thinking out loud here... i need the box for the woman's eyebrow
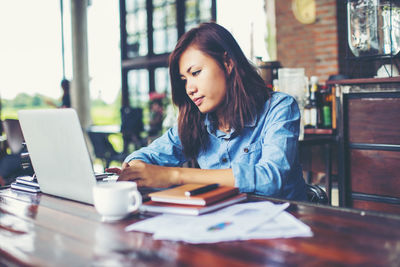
[185,65,195,73]
[180,65,195,76]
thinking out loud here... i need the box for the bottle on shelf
[320,85,332,129]
[331,85,337,130]
[309,76,319,128]
[272,79,279,92]
[303,77,312,129]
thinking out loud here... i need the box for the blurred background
[2,1,400,212]
[0,0,273,152]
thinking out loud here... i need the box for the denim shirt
[125,92,307,201]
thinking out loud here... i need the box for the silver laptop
[18,108,113,204]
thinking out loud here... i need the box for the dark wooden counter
[1,188,399,266]
[327,78,400,213]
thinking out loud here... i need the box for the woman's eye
[192,70,201,76]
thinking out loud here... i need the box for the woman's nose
[185,80,197,95]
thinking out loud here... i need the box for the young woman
[112,22,307,200]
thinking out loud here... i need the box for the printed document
[126,201,312,243]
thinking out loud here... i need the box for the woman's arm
[124,127,186,166]
[118,160,235,188]
[118,126,235,187]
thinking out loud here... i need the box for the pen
[185,183,219,196]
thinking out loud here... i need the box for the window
[119,0,216,109]
[153,0,177,54]
[128,69,149,106]
[125,0,147,57]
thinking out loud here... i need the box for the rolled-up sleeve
[124,126,187,167]
[232,95,300,196]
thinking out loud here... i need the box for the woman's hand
[116,160,177,188]
[105,162,130,175]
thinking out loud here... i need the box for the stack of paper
[126,201,313,244]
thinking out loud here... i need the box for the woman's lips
[193,97,204,106]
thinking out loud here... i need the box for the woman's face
[178,46,228,114]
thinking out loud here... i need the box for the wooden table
[0,188,399,266]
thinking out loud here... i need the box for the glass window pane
[128,69,149,106]
[153,30,165,54]
[153,0,166,6]
[185,0,212,31]
[153,7,165,29]
[185,0,197,23]
[138,32,148,55]
[126,0,146,12]
[125,0,135,13]
[199,0,212,21]
[125,0,147,58]
[155,67,176,130]
[126,14,136,35]
[155,67,171,95]
[166,3,177,26]
[137,9,147,32]
[152,1,177,54]
[167,28,178,51]
[154,28,177,54]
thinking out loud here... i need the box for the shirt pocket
[239,139,263,163]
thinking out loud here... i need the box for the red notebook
[140,193,247,216]
[148,184,239,206]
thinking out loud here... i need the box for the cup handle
[129,190,142,213]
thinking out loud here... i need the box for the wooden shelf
[326,76,400,85]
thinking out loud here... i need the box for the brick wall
[275,0,339,83]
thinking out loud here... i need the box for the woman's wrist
[168,166,184,185]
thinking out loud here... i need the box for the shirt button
[222,158,227,163]
[243,148,249,153]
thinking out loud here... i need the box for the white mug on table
[93,181,142,222]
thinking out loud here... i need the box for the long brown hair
[169,22,270,159]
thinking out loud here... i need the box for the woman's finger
[105,167,122,175]
[122,162,130,169]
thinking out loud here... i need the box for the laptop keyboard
[95,172,117,181]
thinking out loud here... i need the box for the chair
[120,107,145,153]
[2,119,25,154]
[87,131,127,169]
[0,119,34,182]
[306,183,329,204]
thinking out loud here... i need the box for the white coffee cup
[93,181,142,222]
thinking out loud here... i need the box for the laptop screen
[18,109,97,204]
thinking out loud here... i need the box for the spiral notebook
[148,184,240,206]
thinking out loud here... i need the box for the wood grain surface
[0,189,399,267]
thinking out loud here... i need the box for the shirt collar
[204,112,258,138]
[245,113,258,128]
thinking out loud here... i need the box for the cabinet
[330,77,400,214]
